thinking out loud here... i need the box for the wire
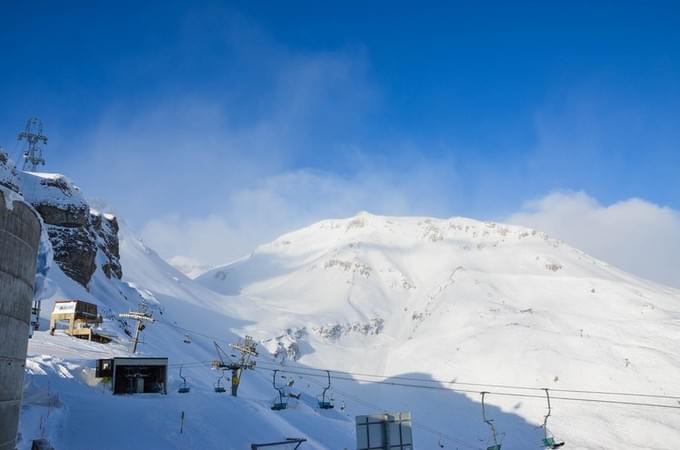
[151,317,680,406]
[275,365,479,450]
[255,364,680,411]
[256,360,680,401]
[154,318,235,345]
[167,360,213,368]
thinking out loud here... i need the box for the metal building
[0,189,41,450]
[96,357,168,395]
[356,412,414,450]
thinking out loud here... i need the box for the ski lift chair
[543,437,565,449]
[481,392,502,450]
[317,370,334,409]
[177,366,190,394]
[271,369,288,410]
[214,371,227,393]
[542,389,565,448]
[183,334,191,344]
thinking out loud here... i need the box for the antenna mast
[17,117,48,171]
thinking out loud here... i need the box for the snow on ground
[19,212,680,449]
[19,172,88,210]
[168,255,213,279]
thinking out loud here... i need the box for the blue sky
[1,1,679,282]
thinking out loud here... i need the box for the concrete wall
[0,190,41,450]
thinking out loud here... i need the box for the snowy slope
[197,212,680,449]
[20,210,680,450]
[21,222,357,450]
[168,255,213,279]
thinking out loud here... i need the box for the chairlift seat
[318,400,334,409]
[178,386,190,393]
[271,402,287,411]
[214,386,226,393]
[543,437,565,448]
[486,445,501,450]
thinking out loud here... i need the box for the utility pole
[119,306,154,354]
[212,335,258,397]
[17,117,48,171]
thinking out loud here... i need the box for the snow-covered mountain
[15,161,680,450]
[168,255,213,279]
[197,212,680,449]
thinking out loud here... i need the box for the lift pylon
[211,337,257,397]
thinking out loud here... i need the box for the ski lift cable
[167,360,213,368]
[163,360,680,411]
[254,365,680,411]
[255,360,680,401]
[270,366,680,410]
[153,319,236,346]
[302,371,480,450]
[144,318,680,402]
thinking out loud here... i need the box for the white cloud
[59,20,378,226]
[506,191,680,288]
[142,185,680,289]
[140,162,458,267]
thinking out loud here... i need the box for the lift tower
[212,336,258,397]
[119,306,154,354]
[17,117,48,171]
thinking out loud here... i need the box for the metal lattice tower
[17,117,48,171]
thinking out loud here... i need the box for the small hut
[96,357,168,395]
[49,300,110,343]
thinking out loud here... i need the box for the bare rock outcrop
[0,150,21,193]
[18,171,122,288]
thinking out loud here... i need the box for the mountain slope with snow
[19,201,680,450]
[21,221,358,450]
[198,212,680,449]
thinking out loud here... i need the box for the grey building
[0,189,42,450]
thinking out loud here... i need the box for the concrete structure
[0,189,41,450]
[49,300,109,343]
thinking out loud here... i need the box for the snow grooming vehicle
[542,389,565,448]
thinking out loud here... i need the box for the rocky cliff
[0,151,20,193]
[0,150,121,288]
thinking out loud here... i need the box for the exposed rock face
[33,203,89,227]
[91,211,122,280]
[19,172,122,288]
[46,224,97,286]
[0,150,21,193]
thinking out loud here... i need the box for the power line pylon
[119,306,154,354]
[212,335,258,397]
[17,117,48,171]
